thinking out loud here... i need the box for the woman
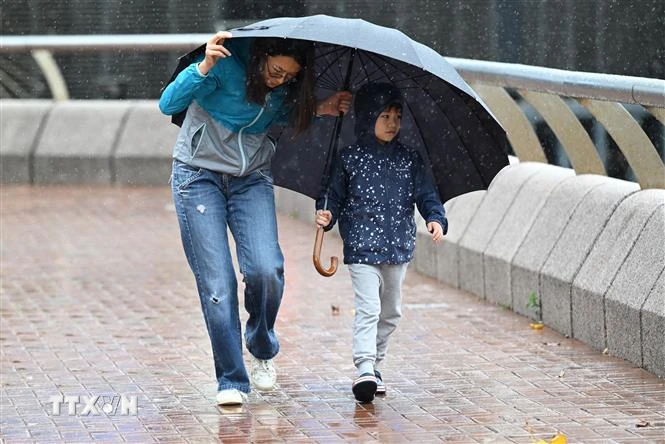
[159,31,351,406]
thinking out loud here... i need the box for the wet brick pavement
[1,186,664,443]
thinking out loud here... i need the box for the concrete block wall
[571,190,664,351]
[642,272,665,376]
[603,206,665,369]
[483,164,575,310]
[412,162,665,377]
[1,101,52,184]
[539,179,640,336]
[1,100,177,186]
[510,174,612,319]
[114,101,180,186]
[2,100,663,377]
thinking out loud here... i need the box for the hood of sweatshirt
[353,82,403,144]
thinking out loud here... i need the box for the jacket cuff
[194,62,208,77]
[315,202,336,232]
[426,217,448,236]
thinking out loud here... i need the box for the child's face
[374,105,401,144]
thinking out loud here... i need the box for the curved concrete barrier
[0,100,52,183]
[114,101,179,186]
[34,101,131,185]
[571,190,664,351]
[412,162,664,377]
[458,163,543,299]
[539,179,640,336]
[510,174,611,318]
[604,206,664,371]
[642,272,664,377]
[1,99,663,377]
[0,100,177,186]
[413,190,484,287]
[483,163,574,309]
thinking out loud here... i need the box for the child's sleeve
[413,152,448,235]
[315,152,347,231]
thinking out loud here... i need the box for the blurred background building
[1,0,662,182]
[2,0,663,100]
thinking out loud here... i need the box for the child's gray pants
[348,263,409,375]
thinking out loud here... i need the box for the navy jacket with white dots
[316,83,448,265]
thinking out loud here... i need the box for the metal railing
[1,34,664,189]
[450,57,665,189]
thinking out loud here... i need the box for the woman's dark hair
[246,38,316,134]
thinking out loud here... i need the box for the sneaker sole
[217,398,243,406]
[374,371,385,395]
[251,374,277,391]
[352,376,377,403]
[216,393,245,406]
[252,382,276,391]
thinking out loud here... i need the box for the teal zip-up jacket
[159,38,292,176]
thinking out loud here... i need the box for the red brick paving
[1,186,664,443]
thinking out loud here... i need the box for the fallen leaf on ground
[534,433,568,444]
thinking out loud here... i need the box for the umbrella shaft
[321,49,357,198]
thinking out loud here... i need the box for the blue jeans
[171,160,284,393]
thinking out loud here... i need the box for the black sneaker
[352,373,377,403]
[374,370,386,395]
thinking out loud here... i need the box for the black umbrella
[163,15,511,275]
[162,43,206,128]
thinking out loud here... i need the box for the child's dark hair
[383,103,402,113]
[353,82,403,138]
[246,38,316,134]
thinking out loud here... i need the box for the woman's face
[262,55,301,89]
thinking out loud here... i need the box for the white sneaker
[216,389,247,406]
[250,356,277,391]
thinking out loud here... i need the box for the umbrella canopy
[164,15,511,203]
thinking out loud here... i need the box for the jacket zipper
[237,93,269,176]
[382,150,394,256]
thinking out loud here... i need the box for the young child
[315,82,447,403]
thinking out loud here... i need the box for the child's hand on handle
[316,210,333,228]
[427,221,444,243]
[316,91,353,116]
[198,31,233,75]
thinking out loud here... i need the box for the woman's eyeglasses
[265,58,298,84]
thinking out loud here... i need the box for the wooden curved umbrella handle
[313,227,338,277]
